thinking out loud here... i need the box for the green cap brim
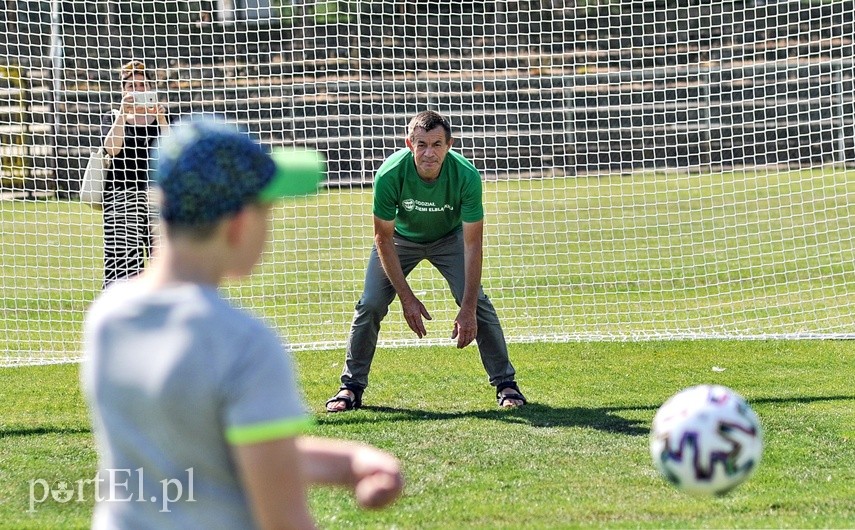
[259,147,325,201]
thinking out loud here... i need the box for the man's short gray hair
[407,111,452,142]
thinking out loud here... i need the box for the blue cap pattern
[153,119,277,225]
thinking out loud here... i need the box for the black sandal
[325,386,364,412]
[496,381,527,408]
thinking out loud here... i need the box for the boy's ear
[224,208,248,247]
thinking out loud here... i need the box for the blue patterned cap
[153,118,324,225]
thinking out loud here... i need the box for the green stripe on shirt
[225,416,315,445]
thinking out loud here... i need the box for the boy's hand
[352,447,404,509]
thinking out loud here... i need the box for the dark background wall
[1,1,853,195]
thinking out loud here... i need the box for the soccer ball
[650,384,763,495]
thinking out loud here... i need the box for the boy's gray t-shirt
[82,282,313,529]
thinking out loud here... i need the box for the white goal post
[2,1,855,365]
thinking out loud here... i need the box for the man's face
[406,126,453,181]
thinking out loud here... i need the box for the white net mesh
[2,1,855,365]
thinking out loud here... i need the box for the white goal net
[2,1,855,365]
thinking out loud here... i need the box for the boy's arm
[295,436,404,509]
[231,435,403,529]
[231,437,318,530]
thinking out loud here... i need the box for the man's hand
[451,308,477,348]
[400,295,432,338]
[374,216,432,338]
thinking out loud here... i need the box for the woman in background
[99,60,169,287]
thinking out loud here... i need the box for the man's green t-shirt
[373,148,484,243]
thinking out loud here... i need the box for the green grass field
[1,169,854,527]
[1,340,853,528]
[4,168,855,365]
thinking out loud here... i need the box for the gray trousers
[341,230,516,390]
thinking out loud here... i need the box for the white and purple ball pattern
[650,384,763,495]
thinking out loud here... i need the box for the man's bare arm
[373,216,432,337]
[452,220,484,348]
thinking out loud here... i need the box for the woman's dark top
[100,112,162,193]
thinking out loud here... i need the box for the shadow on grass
[751,394,855,406]
[0,426,91,438]
[324,403,652,436]
[3,396,851,439]
[320,394,855,437]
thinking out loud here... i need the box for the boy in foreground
[81,119,404,529]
